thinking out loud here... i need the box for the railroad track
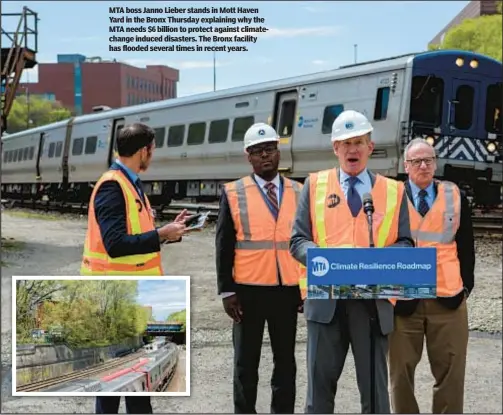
[3,198,501,235]
[16,350,146,392]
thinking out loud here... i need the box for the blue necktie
[135,178,145,203]
[418,189,429,216]
[347,176,362,217]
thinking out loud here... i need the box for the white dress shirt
[221,173,281,299]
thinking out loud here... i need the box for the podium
[307,247,437,300]
[306,246,437,413]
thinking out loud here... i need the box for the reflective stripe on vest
[299,169,402,300]
[409,180,462,297]
[81,169,163,276]
[224,175,302,286]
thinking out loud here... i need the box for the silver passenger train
[44,342,179,393]
[2,49,501,208]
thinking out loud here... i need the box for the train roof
[2,49,498,141]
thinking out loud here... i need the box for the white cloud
[311,59,329,66]
[137,281,186,320]
[20,67,38,83]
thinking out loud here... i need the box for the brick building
[18,54,179,115]
[429,0,500,47]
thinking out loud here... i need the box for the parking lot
[1,210,502,413]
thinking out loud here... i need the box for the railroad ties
[17,342,179,393]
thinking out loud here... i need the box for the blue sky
[2,0,469,97]
[136,279,187,321]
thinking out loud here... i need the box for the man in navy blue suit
[92,123,187,414]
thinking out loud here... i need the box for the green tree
[429,7,502,61]
[6,95,72,134]
[166,309,186,331]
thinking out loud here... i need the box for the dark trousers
[232,285,300,414]
[95,397,152,414]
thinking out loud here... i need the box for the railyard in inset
[1,210,501,413]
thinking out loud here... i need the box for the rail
[16,350,146,392]
[2,198,500,237]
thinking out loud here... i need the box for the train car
[2,49,501,208]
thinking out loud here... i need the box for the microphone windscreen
[362,193,373,204]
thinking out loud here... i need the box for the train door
[272,91,297,174]
[447,79,480,139]
[108,118,125,166]
[35,132,45,181]
[61,118,74,199]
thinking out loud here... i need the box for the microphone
[362,193,375,248]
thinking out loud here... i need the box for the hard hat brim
[331,127,373,142]
[244,137,280,151]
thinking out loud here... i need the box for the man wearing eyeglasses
[215,123,304,414]
[389,137,475,414]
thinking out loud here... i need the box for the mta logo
[345,121,354,130]
[311,256,330,277]
[258,129,265,136]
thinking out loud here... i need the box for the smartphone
[185,211,210,231]
[184,213,202,227]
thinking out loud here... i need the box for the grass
[4,210,62,221]
[1,237,25,268]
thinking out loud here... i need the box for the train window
[72,138,84,156]
[154,128,166,147]
[85,136,98,154]
[187,122,206,145]
[7,151,13,163]
[167,125,185,147]
[23,147,29,160]
[208,119,229,144]
[321,104,345,134]
[13,149,18,162]
[374,87,390,120]
[409,76,444,127]
[453,84,474,130]
[485,83,502,134]
[55,142,62,158]
[48,143,56,158]
[232,116,255,141]
[278,100,296,137]
[3,151,7,163]
[29,146,35,160]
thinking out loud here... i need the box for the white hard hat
[243,123,280,152]
[331,110,373,142]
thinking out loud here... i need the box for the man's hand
[223,294,243,323]
[297,299,304,313]
[174,209,189,224]
[157,222,187,241]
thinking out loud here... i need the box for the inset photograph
[13,276,190,396]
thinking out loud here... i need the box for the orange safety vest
[224,175,303,287]
[391,180,462,304]
[80,169,164,276]
[298,168,403,300]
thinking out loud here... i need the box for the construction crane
[1,6,39,134]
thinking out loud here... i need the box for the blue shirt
[339,168,372,200]
[115,158,143,198]
[409,180,435,210]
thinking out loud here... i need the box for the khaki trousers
[388,298,469,413]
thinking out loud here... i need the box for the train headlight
[455,58,464,67]
[426,136,435,146]
[487,142,496,153]
[470,59,479,69]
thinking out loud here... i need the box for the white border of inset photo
[12,275,190,397]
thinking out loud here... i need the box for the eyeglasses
[248,145,277,156]
[407,157,435,167]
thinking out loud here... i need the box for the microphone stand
[364,205,377,414]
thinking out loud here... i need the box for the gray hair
[403,137,436,160]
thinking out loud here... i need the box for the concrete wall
[16,336,142,386]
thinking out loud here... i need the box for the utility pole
[354,44,358,64]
